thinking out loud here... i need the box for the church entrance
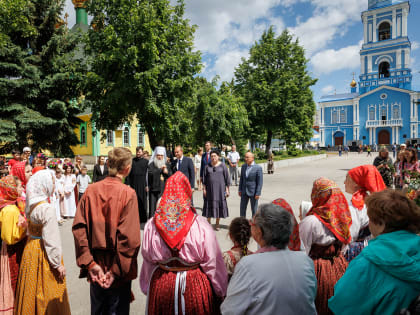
[378,130,390,145]
[334,131,344,146]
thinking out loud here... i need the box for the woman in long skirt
[14,170,70,315]
[202,150,230,230]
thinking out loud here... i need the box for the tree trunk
[265,129,273,155]
[145,124,159,149]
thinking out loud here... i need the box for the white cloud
[311,40,363,75]
[321,85,335,94]
[213,50,249,82]
[412,41,420,51]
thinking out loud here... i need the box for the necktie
[178,159,181,170]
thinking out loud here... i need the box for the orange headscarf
[348,165,386,210]
[154,171,197,250]
[0,175,25,212]
[272,198,301,251]
[32,166,45,175]
[308,177,352,244]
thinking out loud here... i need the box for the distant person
[200,141,213,184]
[194,148,203,190]
[400,148,420,188]
[338,145,342,157]
[367,145,372,156]
[73,148,140,315]
[92,156,108,182]
[373,148,393,188]
[171,145,195,190]
[7,150,20,173]
[227,145,240,185]
[147,146,172,218]
[202,150,230,230]
[22,147,32,165]
[221,204,317,315]
[77,166,91,200]
[267,151,274,174]
[329,190,420,315]
[392,143,397,158]
[126,146,149,223]
[239,152,263,217]
[344,145,349,155]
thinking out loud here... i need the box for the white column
[397,16,401,37]
[368,55,372,73]
[402,8,408,37]
[396,50,401,69]
[364,16,368,43]
[360,56,365,75]
[405,50,410,68]
[369,23,373,42]
[392,127,395,144]
[392,9,397,39]
[373,16,377,42]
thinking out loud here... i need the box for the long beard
[154,158,165,169]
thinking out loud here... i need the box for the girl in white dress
[194,148,203,190]
[63,163,76,218]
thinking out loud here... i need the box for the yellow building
[70,112,151,157]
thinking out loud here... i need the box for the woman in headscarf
[344,165,386,262]
[140,171,228,314]
[373,147,394,188]
[299,177,352,315]
[0,176,26,314]
[272,198,301,251]
[10,161,32,190]
[14,170,71,315]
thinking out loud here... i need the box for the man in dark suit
[200,141,212,184]
[239,151,263,217]
[172,145,195,189]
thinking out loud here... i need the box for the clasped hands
[89,263,115,289]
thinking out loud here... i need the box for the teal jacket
[329,230,420,315]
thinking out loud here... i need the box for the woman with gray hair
[221,203,317,315]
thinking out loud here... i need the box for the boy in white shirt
[77,166,91,200]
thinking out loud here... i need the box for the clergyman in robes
[126,146,148,222]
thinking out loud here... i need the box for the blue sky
[64,0,420,103]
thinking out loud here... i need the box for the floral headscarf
[272,198,301,251]
[154,171,196,250]
[0,175,25,212]
[308,177,352,244]
[25,170,54,211]
[10,161,28,187]
[348,165,386,210]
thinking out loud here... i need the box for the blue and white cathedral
[319,0,420,147]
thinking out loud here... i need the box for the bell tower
[359,0,412,94]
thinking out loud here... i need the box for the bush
[287,147,301,156]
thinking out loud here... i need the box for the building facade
[319,0,420,147]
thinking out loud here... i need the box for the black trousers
[90,281,131,315]
[148,190,161,218]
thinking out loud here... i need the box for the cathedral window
[379,61,390,78]
[369,108,375,120]
[332,111,338,124]
[380,107,387,121]
[378,22,391,41]
[340,110,346,123]
[393,106,400,119]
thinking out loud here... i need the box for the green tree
[84,0,202,148]
[192,77,248,148]
[234,27,317,154]
[0,0,85,156]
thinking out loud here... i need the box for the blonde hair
[108,148,132,176]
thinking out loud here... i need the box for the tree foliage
[0,0,85,156]
[234,27,317,153]
[84,0,202,148]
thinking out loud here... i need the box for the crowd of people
[0,145,419,315]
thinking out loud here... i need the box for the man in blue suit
[239,152,263,217]
[200,141,212,183]
[172,145,195,189]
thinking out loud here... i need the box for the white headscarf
[26,170,55,212]
[300,201,312,218]
[149,146,167,165]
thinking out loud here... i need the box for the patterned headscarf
[0,175,25,212]
[154,171,197,250]
[272,198,301,251]
[10,161,28,187]
[25,170,54,211]
[308,177,352,244]
[348,165,386,210]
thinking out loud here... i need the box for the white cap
[23,147,31,152]
[400,143,407,147]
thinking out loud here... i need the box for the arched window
[80,125,86,145]
[107,130,114,146]
[380,107,387,123]
[393,106,400,119]
[123,127,130,146]
[340,110,346,123]
[378,22,391,41]
[369,108,375,120]
[379,61,390,78]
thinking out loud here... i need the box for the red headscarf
[308,177,352,244]
[32,166,45,175]
[10,161,28,187]
[0,175,25,212]
[348,165,386,210]
[154,171,197,250]
[272,198,301,251]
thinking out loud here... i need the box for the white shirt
[245,161,255,178]
[227,151,240,164]
[221,250,317,315]
[299,215,337,255]
[176,156,184,170]
[100,164,105,174]
[76,174,91,193]
[349,203,369,241]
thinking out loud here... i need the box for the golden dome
[72,0,87,8]
[350,79,357,88]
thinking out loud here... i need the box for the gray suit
[239,163,263,217]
